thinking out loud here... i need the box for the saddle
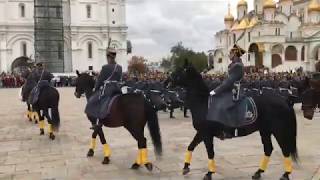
[85,82,121,119]
[147,90,167,111]
[208,91,258,127]
[164,90,183,109]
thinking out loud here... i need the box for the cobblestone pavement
[0,88,319,180]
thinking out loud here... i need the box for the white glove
[210,90,216,96]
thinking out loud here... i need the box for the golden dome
[234,18,249,30]
[308,0,320,12]
[237,0,248,7]
[224,3,234,22]
[224,14,235,22]
[263,0,276,9]
[247,18,258,28]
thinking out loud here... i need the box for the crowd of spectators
[0,72,25,88]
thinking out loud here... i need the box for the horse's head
[301,89,318,120]
[74,70,95,98]
[171,59,201,88]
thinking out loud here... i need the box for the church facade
[211,0,320,72]
[0,0,128,73]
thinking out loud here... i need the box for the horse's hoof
[102,157,110,164]
[203,172,212,180]
[279,172,290,180]
[87,149,94,157]
[182,167,190,175]
[252,169,264,180]
[40,129,45,135]
[131,163,140,170]
[145,163,153,171]
[252,172,261,179]
[49,133,55,140]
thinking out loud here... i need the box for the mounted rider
[207,44,257,139]
[85,47,122,120]
[28,62,54,105]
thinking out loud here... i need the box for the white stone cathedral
[0,0,128,73]
[211,0,320,72]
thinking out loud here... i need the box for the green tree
[160,56,172,72]
[169,42,208,72]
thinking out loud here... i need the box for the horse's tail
[50,106,60,132]
[145,101,162,156]
[50,89,60,132]
[287,106,298,162]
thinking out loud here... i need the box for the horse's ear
[76,70,80,77]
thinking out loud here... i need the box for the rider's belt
[150,90,161,93]
[103,80,118,84]
[262,87,273,90]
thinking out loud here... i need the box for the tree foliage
[169,42,208,72]
[160,56,172,72]
[128,56,148,74]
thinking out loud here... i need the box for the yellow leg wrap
[26,111,30,118]
[135,149,142,165]
[103,144,111,157]
[48,124,53,134]
[208,159,216,173]
[259,156,270,171]
[39,121,45,130]
[184,150,192,164]
[33,112,39,121]
[141,148,149,164]
[284,157,292,173]
[90,138,96,150]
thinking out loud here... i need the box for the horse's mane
[78,72,95,88]
[186,65,209,95]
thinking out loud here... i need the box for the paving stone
[0,88,320,179]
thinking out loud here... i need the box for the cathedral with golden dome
[210,0,320,72]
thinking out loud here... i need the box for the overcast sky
[126,0,254,61]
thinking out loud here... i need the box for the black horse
[32,85,60,140]
[22,72,60,140]
[74,72,162,170]
[170,62,298,180]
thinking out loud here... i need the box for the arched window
[86,5,92,18]
[21,42,27,56]
[272,54,282,68]
[88,42,93,59]
[19,3,25,18]
[301,46,305,61]
[285,46,297,61]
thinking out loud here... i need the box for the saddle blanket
[207,94,258,128]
